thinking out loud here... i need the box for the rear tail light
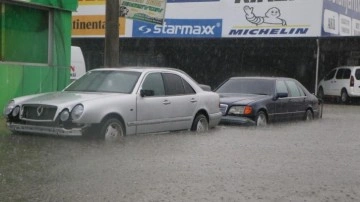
[350,75,354,87]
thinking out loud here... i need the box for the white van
[318,66,360,103]
[70,46,86,81]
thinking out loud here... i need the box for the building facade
[0,0,77,109]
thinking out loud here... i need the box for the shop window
[0,3,49,64]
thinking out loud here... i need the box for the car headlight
[228,106,245,115]
[60,109,70,122]
[12,106,20,117]
[228,106,253,115]
[71,104,84,120]
[4,100,15,116]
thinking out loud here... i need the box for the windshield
[64,70,141,93]
[216,78,275,96]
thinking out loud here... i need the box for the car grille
[21,104,57,121]
[220,104,228,115]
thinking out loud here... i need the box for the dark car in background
[215,77,322,126]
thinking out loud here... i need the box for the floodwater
[0,104,360,201]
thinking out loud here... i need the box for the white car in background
[70,46,86,81]
[4,67,222,141]
[318,66,360,103]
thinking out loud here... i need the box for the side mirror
[199,84,212,91]
[140,89,154,97]
[274,92,288,100]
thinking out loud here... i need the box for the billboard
[322,0,360,36]
[72,3,130,37]
[119,0,167,25]
[222,0,323,38]
[73,0,326,38]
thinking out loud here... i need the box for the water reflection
[1,104,360,201]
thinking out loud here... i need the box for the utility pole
[104,0,119,67]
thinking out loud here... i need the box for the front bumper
[7,123,85,136]
[220,116,256,126]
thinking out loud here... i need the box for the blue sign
[322,0,360,36]
[167,0,219,2]
[132,19,222,38]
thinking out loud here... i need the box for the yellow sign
[72,15,126,36]
[78,0,105,5]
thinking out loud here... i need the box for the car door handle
[190,98,197,103]
[163,100,171,105]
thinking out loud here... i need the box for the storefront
[72,0,360,92]
[0,0,78,109]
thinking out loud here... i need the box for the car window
[276,80,288,94]
[163,73,185,95]
[285,80,301,97]
[343,69,351,79]
[335,69,344,79]
[142,73,165,96]
[183,79,196,94]
[65,71,141,93]
[297,84,306,96]
[324,69,336,81]
[216,78,275,95]
[355,69,360,80]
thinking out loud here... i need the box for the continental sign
[72,15,126,37]
[78,0,105,5]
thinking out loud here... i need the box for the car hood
[219,93,270,105]
[15,91,128,107]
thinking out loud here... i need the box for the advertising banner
[73,0,326,38]
[322,0,360,36]
[167,0,219,2]
[78,0,105,5]
[72,4,130,37]
[72,15,126,37]
[132,19,222,37]
[119,0,167,25]
[222,0,323,38]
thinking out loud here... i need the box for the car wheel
[191,114,209,132]
[318,87,324,100]
[255,111,267,127]
[100,118,125,141]
[304,109,313,121]
[340,90,349,104]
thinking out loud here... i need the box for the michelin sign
[223,0,323,37]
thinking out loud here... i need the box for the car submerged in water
[3,67,222,141]
[215,77,323,126]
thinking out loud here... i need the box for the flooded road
[1,104,360,201]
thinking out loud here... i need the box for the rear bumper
[7,123,85,136]
[209,112,222,127]
[348,89,360,97]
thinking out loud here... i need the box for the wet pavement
[0,104,360,201]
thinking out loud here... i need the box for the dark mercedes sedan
[215,77,323,126]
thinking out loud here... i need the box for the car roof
[89,66,183,73]
[229,76,294,81]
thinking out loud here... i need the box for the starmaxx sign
[132,19,222,37]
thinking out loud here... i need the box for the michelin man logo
[119,6,129,17]
[244,6,287,26]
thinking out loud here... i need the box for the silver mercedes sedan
[3,67,222,141]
